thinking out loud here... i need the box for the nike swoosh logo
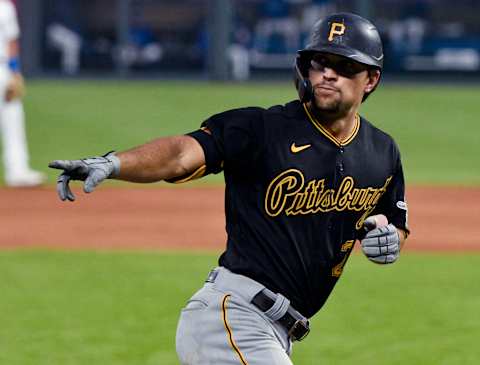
[291,143,312,153]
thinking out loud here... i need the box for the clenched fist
[361,215,400,264]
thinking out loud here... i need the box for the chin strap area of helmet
[293,60,313,103]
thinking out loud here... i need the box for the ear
[364,69,381,93]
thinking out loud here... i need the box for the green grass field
[2,81,480,364]
[15,80,480,185]
[1,251,479,365]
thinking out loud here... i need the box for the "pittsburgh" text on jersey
[265,169,392,229]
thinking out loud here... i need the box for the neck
[307,102,359,142]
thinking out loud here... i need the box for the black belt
[252,291,310,341]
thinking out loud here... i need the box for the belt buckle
[288,318,310,342]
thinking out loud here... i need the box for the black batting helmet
[294,12,384,103]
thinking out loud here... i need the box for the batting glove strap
[100,151,121,177]
[361,224,400,264]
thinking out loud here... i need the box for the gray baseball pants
[176,267,297,365]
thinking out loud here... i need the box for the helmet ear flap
[294,61,313,103]
[297,77,313,103]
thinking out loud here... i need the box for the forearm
[115,135,205,183]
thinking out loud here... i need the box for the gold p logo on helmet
[328,22,346,41]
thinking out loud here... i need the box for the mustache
[313,84,339,92]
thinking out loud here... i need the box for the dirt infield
[1,185,479,251]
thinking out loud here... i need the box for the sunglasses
[310,54,368,77]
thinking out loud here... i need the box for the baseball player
[0,0,46,186]
[49,12,409,365]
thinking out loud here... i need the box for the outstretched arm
[115,135,205,183]
[49,135,206,201]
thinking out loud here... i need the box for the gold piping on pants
[222,294,249,365]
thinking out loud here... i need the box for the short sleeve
[189,107,265,175]
[165,108,264,184]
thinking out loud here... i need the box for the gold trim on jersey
[166,165,207,184]
[302,103,360,147]
[264,169,393,229]
[222,295,249,365]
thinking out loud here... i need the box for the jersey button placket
[337,147,345,175]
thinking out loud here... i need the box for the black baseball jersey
[181,100,409,318]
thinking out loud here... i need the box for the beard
[313,96,340,113]
[311,85,355,117]
[312,89,341,114]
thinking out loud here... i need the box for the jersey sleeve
[166,108,264,183]
[376,147,410,236]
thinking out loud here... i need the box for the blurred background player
[0,0,45,186]
[45,0,83,75]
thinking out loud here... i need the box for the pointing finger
[48,160,81,171]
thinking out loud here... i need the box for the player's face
[308,53,380,115]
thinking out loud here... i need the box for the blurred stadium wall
[17,0,480,81]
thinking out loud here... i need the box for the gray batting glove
[48,151,120,201]
[361,222,400,264]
